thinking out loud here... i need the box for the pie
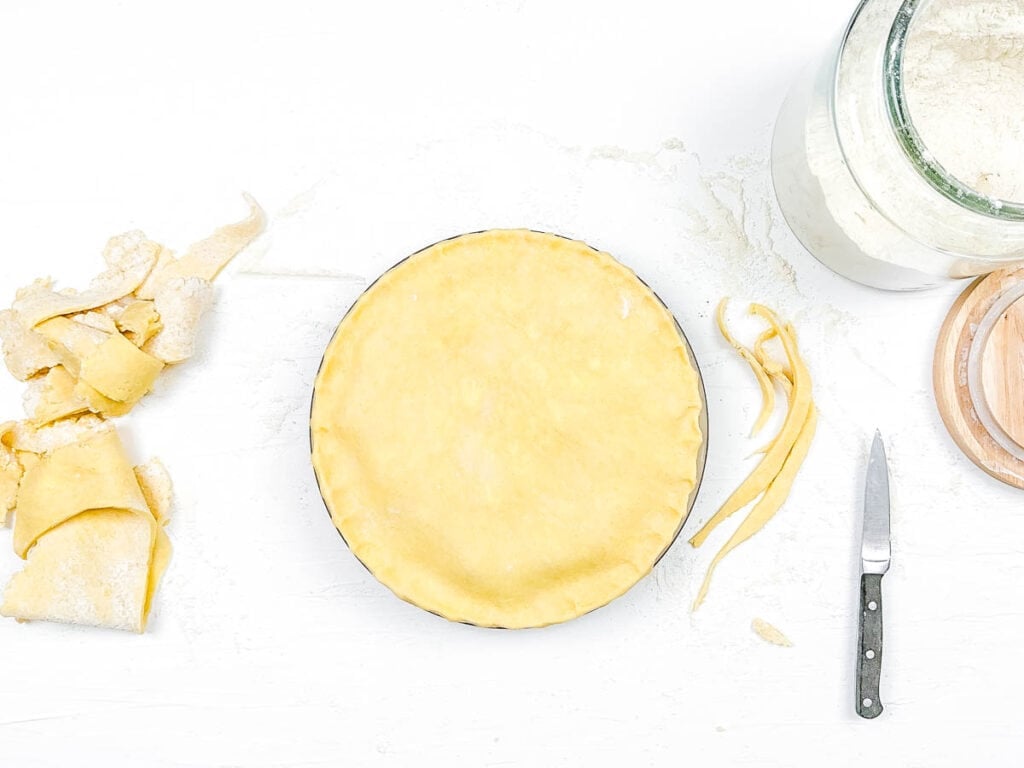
[311,230,703,627]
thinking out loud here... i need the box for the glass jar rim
[882,0,1024,222]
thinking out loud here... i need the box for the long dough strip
[693,407,818,610]
[754,328,792,392]
[689,306,812,548]
[716,299,775,438]
[748,328,793,457]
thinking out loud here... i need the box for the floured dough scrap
[35,317,163,408]
[1,414,109,455]
[12,426,150,557]
[79,332,164,404]
[113,300,162,347]
[146,526,173,619]
[12,232,161,328]
[134,458,173,525]
[752,618,793,647]
[73,379,135,419]
[0,308,62,381]
[35,315,108,376]
[71,311,119,334]
[143,277,214,364]
[133,246,176,301]
[0,509,157,633]
[23,366,89,426]
[135,195,265,299]
[0,433,22,527]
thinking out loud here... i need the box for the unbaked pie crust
[311,230,703,628]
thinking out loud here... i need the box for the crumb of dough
[752,617,793,647]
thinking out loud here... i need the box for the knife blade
[857,430,890,719]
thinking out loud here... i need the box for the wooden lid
[935,267,1024,489]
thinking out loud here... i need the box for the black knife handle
[856,573,884,719]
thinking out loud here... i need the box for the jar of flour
[772,0,1024,290]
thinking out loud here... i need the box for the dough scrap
[133,247,176,301]
[143,277,214,363]
[78,332,164,404]
[35,318,163,407]
[0,436,22,527]
[716,299,775,438]
[1,508,157,633]
[12,427,150,557]
[136,195,265,299]
[0,197,258,632]
[71,311,119,334]
[752,617,793,647]
[2,414,109,455]
[0,309,62,381]
[35,316,108,376]
[146,526,173,619]
[114,300,162,347]
[23,366,89,426]
[311,229,703,628]
[691,305,816,611]
[12,232,160,328]
[134,458,173,525]
[689,306,812,549]
[693,409,816,610]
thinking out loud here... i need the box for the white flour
[772,0,1024,289]
[904,0,1024,203]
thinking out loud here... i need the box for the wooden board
[934,267,1024,489]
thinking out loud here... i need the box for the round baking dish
[310,230,708,627]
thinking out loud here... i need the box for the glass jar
[771,0,1024,291]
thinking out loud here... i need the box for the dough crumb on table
[752,617,793,647]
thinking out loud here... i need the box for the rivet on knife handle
[856,573,884,719]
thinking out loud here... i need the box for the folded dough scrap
[0,197,263,632]
[0,427,172,633]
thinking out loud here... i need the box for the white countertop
[1,1,1022,765]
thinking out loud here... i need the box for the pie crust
[311,230,704,627]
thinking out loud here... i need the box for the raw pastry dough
[0,198,262,633]
[12,234,160,328]
[23,366,89,426]
[752,617,793,647]
[690,303,816,611]
[311,229,703,628]
[13,428,150,557]
[1,509,157,632]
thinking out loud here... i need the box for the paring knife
[857,430,891,719]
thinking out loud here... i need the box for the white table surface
[2,1,1022,766]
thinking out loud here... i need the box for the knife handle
[856,573,884,719]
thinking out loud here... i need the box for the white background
[1,1,1022,766]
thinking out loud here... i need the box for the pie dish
[311,229,706,628]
